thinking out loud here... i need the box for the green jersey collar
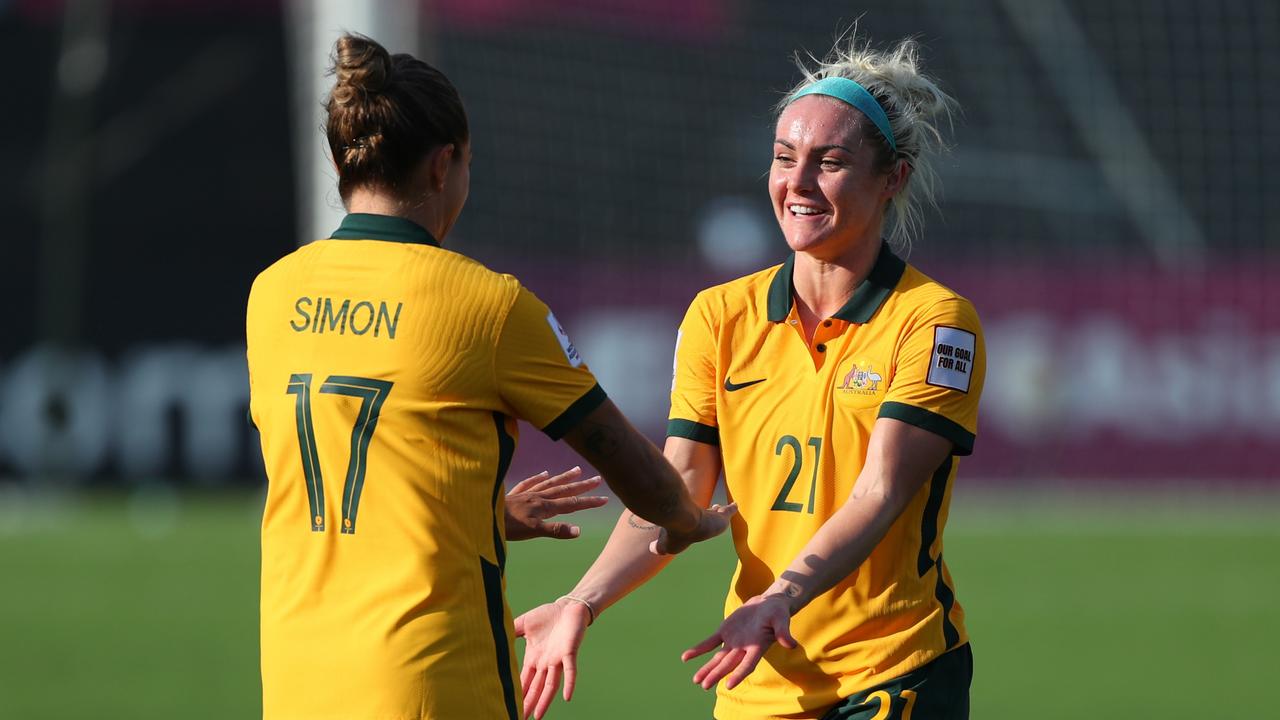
[766,243,907,324]
[329,213,439,247]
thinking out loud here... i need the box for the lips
[787,203,827,217]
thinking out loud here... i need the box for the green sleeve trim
[542,384,608,441]
[666,418,720,446]
[878,401,975,456]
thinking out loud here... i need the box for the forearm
[564,402,701,534]
[564,435,721,616]
[764,489,901,612]
[567,510,675,615]
[605,437,702,534]
[766,418,953,612]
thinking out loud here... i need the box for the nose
[785,158,818,195]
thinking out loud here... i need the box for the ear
[428,143,456,193]
[883,159,911,199]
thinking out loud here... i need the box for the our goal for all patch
[927,326,976,393]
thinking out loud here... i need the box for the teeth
[789,205,821,215]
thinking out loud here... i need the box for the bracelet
[559,594,597,625]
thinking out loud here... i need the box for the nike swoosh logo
[724,376,766,392]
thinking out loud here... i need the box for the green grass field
[1,488,1276,719]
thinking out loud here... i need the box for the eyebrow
[774,139,855,154]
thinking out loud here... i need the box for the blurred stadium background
[1,0,1277,718]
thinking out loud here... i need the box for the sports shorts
[819,643,972,720]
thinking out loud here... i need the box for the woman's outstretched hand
[514,598,593,719]
[505,467,608,541]
[681,593,797,690]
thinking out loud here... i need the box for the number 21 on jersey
[772,434,822,513]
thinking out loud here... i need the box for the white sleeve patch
[671,329,682,392]
[546,310,583,368]
[926,326,976,393]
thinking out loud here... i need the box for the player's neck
[791,237,879,322]
[346,189,446,244]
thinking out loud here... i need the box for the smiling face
[770,95,903,262]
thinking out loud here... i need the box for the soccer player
[246,34,734,720]
[517,35,982,719]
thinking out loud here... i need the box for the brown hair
[325,34,469,201]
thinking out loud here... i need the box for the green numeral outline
[286,374,326,532]
[771,435,804,512]
[319,376,394,534]
[285,373,393,535]
[806,437,822,514]
[770,434,822,514]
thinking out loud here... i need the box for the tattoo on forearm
[627,515,657,531]
[776,571,809,599]
[581,420,621,458]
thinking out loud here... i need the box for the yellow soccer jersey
[668,245,985,720]
[247,214,605,720]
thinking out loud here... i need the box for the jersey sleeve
[666,292,720,445]
[494,286,607,440]
[878,298,985,455]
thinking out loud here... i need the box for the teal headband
[789,77,897,153]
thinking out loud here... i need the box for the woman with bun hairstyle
[247,34,733,720]
[518,34,983,720]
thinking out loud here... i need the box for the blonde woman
[518,35,982,720]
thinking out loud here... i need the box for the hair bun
[324,33,469,203]
[331,34,393,106]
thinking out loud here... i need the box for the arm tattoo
[778,581,803,598]
[627,515,657,531]
[581,420,621,458]
[775,571,809,599]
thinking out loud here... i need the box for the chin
[783,232,833,255]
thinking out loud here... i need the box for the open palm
[514,599,593,719]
